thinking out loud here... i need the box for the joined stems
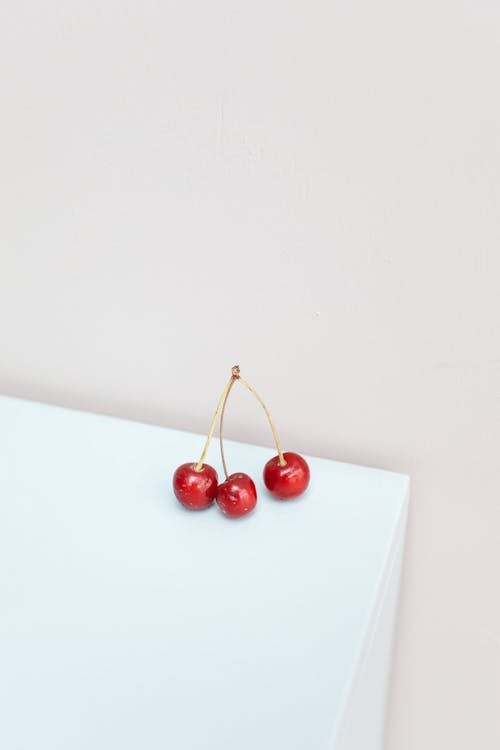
[196,365,286,476]
[195,366,240,472]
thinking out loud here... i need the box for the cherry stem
[219,376,237,481]
[237,376,286,467]
[195,365,240,472]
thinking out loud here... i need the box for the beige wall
[1,2,499,747]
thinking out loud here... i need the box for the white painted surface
[0,397,408,749]
[335,502,406,750]
[1,3,499,748]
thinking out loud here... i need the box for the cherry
[263,451,310,499]
[173,369,239,511]
[173,463,218,510]
[216,472,257,518]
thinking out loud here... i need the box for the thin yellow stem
[219,377,237,480]
[195,366,240,472]
[238,376,286,466]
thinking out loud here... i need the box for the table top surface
[0,395,409,750]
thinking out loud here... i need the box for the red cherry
[173,463,218,510]
[263,452,310,499]
[216,472,257,518]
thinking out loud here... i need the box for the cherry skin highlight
[263,452,310,499]
[216,472,257,518]
[173,463,218,510]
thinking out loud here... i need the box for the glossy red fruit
[173,463,218,510]
[263,452,310,499]
[216,472,257,518]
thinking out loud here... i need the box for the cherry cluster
[172,366,310,518]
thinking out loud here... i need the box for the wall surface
[1,2,499,748]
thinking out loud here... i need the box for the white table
[0,396,409,750]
